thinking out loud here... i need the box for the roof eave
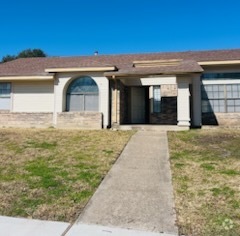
[45,66,117,73]
[104,70,203,77]
[198,60,240,66]
[0,75,54,80]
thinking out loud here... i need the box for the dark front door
[131,87,147,123]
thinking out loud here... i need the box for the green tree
[17,49,46,58]
[1,55,17,63]
[1,48,47,63]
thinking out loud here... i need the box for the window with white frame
[153,85,161,113]
[66,76,99,111]
[201,84,240,113]
[0,82,11,110]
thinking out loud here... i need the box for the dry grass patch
[168,129,240,236]
[0,128,134,222]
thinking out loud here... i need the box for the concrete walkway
[67,131,178,236]
[0,216,70,236]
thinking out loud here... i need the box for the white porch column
[177,78,190,127]
[192,74,202,127]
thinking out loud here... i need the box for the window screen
[201,84,240,113]
[0,83,11,110]
[66,77,99,112]
[153,85,161,113]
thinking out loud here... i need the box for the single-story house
[0,49,240,129]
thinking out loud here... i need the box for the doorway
[130,87,149,123]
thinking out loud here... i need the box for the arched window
[66,76,99,111]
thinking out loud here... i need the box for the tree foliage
[1,48,47,63]
[18,49,46,58]
[1,55,17,63]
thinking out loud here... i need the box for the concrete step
[115,125,189,131]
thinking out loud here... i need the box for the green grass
[25,140,57,149]
[0,128,134,222]
[200,163,215,171]
[220,169,240,176]
[168,129,240,236]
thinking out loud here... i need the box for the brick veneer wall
[0,112,53,128]
[0,111,103,129]
[57,112,102,129]
[161,84,177,97]
[150,97,177,125]
[202,113,240,126]
[119,82,129,124]
[150,85,178,125]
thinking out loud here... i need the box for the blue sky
[0,0,240,58]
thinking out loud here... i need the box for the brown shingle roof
[104,59,203,76]
[0,49,240,76]
[0,57,115,76]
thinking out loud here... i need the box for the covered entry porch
[109,74,202,129]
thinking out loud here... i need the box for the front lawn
[168,129,240,236]
[0,128,133,222]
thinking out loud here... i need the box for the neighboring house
[0,49,240,129]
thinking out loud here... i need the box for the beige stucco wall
[12,81,54,112]
[120,76,176,86]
